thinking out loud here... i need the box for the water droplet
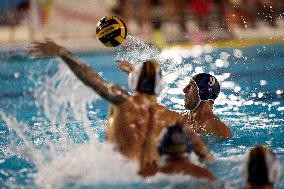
[204,55,213,63]
[194,67,204,73]
[260,80,267,86]
[220,52,230,60]
[276,90,283,95]
[258,92,264,98]
[14,72,20,79]
[234,86,241,93]
[215,59,224,67]
[233,49,243,58]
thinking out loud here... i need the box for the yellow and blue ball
[96,16,127,47]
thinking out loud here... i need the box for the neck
[133,91,157,102]
[189,101,214,122]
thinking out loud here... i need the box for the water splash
[35,141,141,188]
[32,58,100,140]
[115,34,160,65]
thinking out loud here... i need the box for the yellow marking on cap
[145,61,159,79]
[260,146,269,154]
[150,61,159,70]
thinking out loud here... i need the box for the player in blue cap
[183,73,232,138]
[117,61,232,138]
[28,40,214,179]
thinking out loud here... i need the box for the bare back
[28,41,213,175]
[106,92,183,166]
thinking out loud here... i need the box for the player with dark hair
[117,61,232,138]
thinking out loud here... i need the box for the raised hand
[28,39,67,58]
[116,60,134,74]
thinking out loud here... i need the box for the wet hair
[247,146,270,185]
[192,73,220,101]
[128,60,164,95]
[136,61,157,95]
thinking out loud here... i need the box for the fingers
[27,41,51,58]
[115,59,130,65]
[116,61,128,70]
[29,52,44,59]
[27,43,42,58]
[115,59,123,63]
[115,60,134,74]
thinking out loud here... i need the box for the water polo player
[155,124,215,180]
[242,145,281,189]
[183,73,232,138]
[28,40,213,177]
[117,61,232,138]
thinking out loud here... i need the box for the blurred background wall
[0,0,283,44]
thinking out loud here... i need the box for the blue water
[0,43,284,188]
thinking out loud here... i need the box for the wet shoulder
[154,104,185,123]
[205,116,232,138]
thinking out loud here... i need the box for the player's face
[183,80,200,110]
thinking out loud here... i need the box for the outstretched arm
[28,40,129,105]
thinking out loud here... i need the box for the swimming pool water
[0,43,283,188]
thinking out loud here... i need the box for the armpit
[107,84,130,105]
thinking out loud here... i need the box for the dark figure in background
[152,124,215,180]
[117,61,232,138]
[189,0,213,31]
[256,0,278,27]
[243,145,281,189]
[213,0,230,31]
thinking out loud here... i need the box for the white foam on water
[33,59,99,140]
[35,141,142,188]
[0,112,44,165]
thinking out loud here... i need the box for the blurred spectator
[227,0,257,28]
[0,0,29,25]
[189,0,213,31]
[0,0,29,42]
[113,0,151,37]
[114,0,284,42]
[255,0,278,27]
[161,0,187,33]
[114,0,188,39]
[213,0,230,31]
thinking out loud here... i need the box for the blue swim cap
[192,73,220,101]
[158,124,193,157]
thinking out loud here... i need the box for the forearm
[183,124,210,159]
[60,50,129,105]
[190,133,211,159]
